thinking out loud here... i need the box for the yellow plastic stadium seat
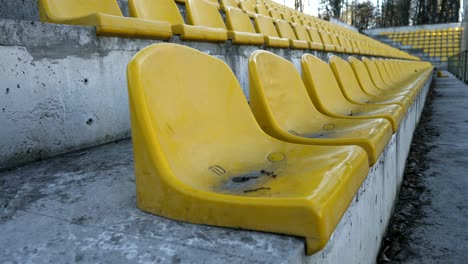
[366,59,429,98]
[275,20,309,49]
[328,33,345,53]
[360,58,418,99]
[225,8,264,45]
[248,50,393,164]
[301,54,404,132]
[239,1,256,17]
[129,0,227,42]
[348,57,415,100]
[329,56,412,111]
[307,27,325,50]
[255,4,270,16]
[318,31,336,51]
[127,43,370,255]
[254,15,289,48]
[291,24,315,49]
[39,0,172,39]
[220,0,239,10]
[269,8,283,20]
[281,10,292,21]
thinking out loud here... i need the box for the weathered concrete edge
[0,19,400,170]
[301,74,432,263]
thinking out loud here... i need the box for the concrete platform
[0,76,432,263]
[396,72,468,263]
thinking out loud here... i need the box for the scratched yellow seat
[249,50,392,165]
[301,54,404,132]
[253,15,289,48]
[329,56,412,111]
[39,0,172,39]
[129,0,227,42]
[128,43,369,255]
[225,7,264,45]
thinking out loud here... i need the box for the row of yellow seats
[38,0,413,59]
[127,43,433,256]
[384,28,463,37]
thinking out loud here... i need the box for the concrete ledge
[0,74,433,263]
[0,18,384,170]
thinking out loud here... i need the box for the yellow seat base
[42,12,172,39]
[173,24,227,42]
[264,36,290,48]
[227,31,264,45]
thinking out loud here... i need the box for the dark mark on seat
[243,187,270,193]
[232,176,259,182]
[260,169,277,178]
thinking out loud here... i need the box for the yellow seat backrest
[293,24,312,42]
[249,50,323,134]
[128,0,184,25]
[254,15,280,38]
[225,7,257,33]
[186,0,227,29]
[275,20,298,40]
[301,54,352,111]
[127,43,264,190]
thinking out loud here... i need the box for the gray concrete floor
[398,72,468,263]
[0,139,307,263]
[1,72,467,263]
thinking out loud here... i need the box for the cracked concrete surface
[0,140,305,264]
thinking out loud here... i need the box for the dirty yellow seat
[275,20,309,49]
[254,15,289,48]
[249,50,393,165]
[128,43,369,255]
[329,56,412,111]
[301,54,404,132]
[225,7,264,45]
[39,0,172,39]
[129,0,227,42]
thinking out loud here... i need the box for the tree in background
[318,0,343,19]
[316,0,461,29]
[354,1,375,29]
